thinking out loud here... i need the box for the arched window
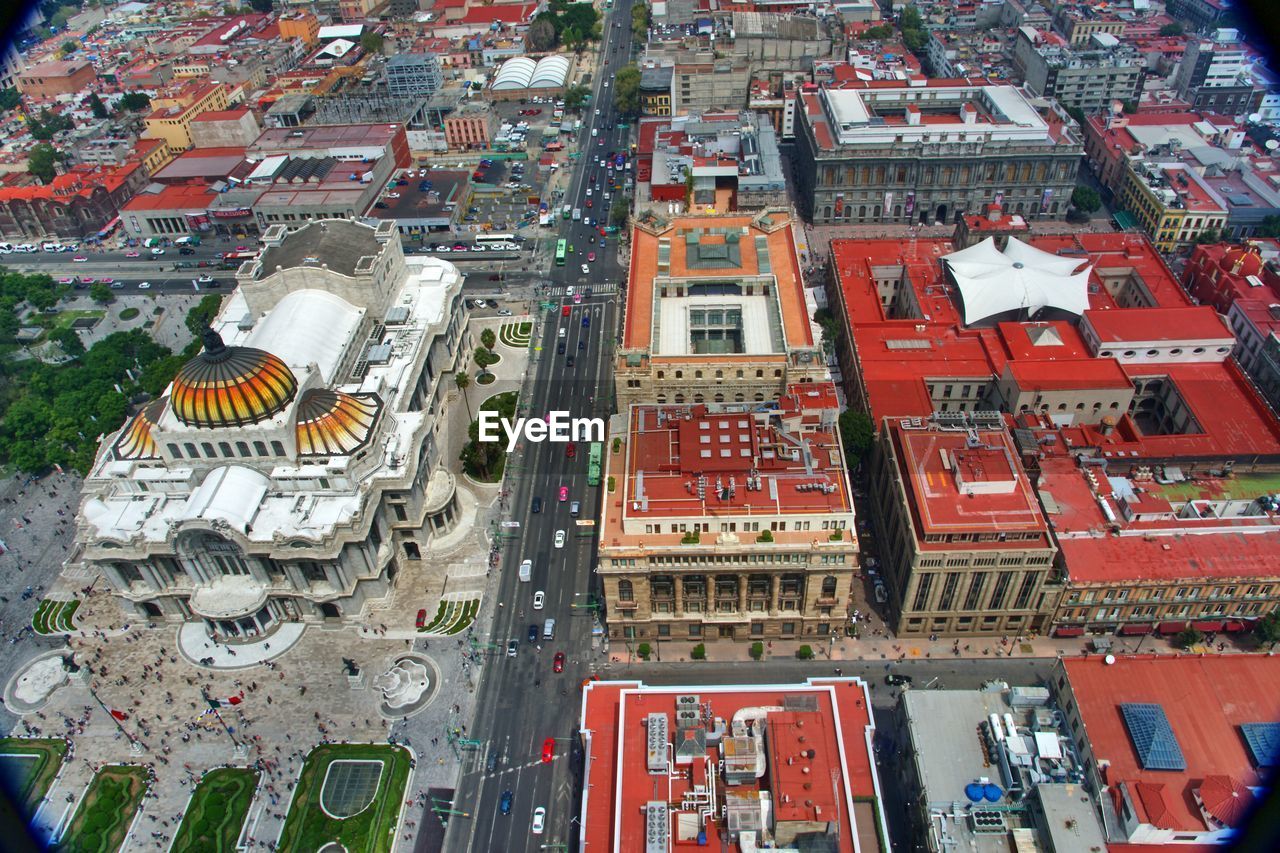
[618,580,634,601]
[822,576,837,597]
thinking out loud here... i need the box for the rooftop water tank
[984,784,1003,802]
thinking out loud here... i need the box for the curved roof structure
[1198,775,1253,827]
[296,390,381,456]
[246,289,362,384]
[943,237,1091,326]
[170,330,298,429]
[114,397,167,460]
[491,55,570,90]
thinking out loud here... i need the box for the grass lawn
[170,767,259,853]
[50,310,105,334]
[276,744,411,853]
[1156,470,1280,503]
[57,764,149,853]
[32,599,80,635]
[0,738,68,820]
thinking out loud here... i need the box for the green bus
[555,239,567,265]
[587,441,603,486]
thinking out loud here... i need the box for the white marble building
[74,218,470,639]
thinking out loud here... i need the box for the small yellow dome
[170,330,298,429]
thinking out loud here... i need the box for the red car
[586,199,593,208]
[558,486,568,502]
[416,609,427,629]
[553,652,565,673]
[541,738,555,763]
[566,442,576,458]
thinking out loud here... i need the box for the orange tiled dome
[295,389,381,456]
[114,397,167,460]
[170,329,298,429]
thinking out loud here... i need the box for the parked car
[553,652,565,673]
[416,609,427,629]
[885,674,913,686]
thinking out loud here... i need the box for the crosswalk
[542,282,619,297]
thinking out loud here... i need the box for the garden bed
[170,767,259,853]
[0,738,67,819]
[276,744,410,853]
[57,764,149,853]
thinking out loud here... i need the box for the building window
[618,580,634,601]
[403,542,420,560]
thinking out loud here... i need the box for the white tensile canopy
[944,237,1092,325]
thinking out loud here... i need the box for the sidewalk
[609,630,1266,665]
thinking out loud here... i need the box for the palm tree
[454,372,472,421]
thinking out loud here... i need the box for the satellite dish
[1104,654,1116,665]
[1249,113,1262,123]
[1266,140,1279,151]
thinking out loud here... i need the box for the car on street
[585,188,592,197]
[532,807,546,834]
[559,486,569,502]
[885,674,913,686]
[125,251,140,258]
[138,281,151,289]
[581,264,589,274]
[553,651,565,673]
[587,252,595,262]
[79,276,96,284]
[500,790,513,813]
[554,530,566,548]
[57,276,75,285]
[566,442,576,458]
[506,640,518,658]
[151,248,164,255]
[197,275,214,284]
[566,355,575,367]
[531,496,542,513]
[72,256,88,262]
[573,292,583,304]
[585,199,593,208]
[557,341,566,354]
[110,281,125,289]
[541,738,555,763]
[561,304,571,317]
[533,590,545,610]
[487,750,500,772]
[528,624,538,643]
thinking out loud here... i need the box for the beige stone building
[615,210,826,411]
[869,415,1061,637]
[598,385,858,646]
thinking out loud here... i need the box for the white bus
[475,233,518,246]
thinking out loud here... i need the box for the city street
[438,3,637,849]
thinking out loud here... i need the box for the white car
[581,264,590,275]
[137,281,151,289]
[554,530,565,549]
[603,81,610,88]
[531,807,546,835]
[566,286,575,297]
[585,188,592,197]
[197,275,214,284]
[150,248,164,255]
[533,591,545,610]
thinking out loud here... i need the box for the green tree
[185,294,223,337]
[757,529,774,543]
[480,327,497,351]
[1122,100,1138,114]
[1253,609,1280,649]
[838,409,875,469]
[796,644,815,660]
[527,17,557,51]
[89,283,113,304]
[248,0,274,11]
[360,30,385,55]
[564,84,591,110]
[862,24,894,39]
[87,92,108,119]
[29,108,74,141]
[899,6,927,53]
[690,643,705,660]
[27,143,61,185]
[0,87,21,113]
[117,92,152,112]
[610,196,630,226]
[749,641,764,660]
[631,2,650,43]
[1194,228,1221,245]
[1065,105,1086,126]
[1159,23,1184,37]
[613,64,641,116]
[1071,185,1102,214]
[49,326,85,358]
[59,39,79,56]
[454,371,472,421]
[51,5,77,31]
[1174,627,1205,649]
[636,642,651,659]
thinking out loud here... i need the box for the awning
[1055,626,1085,638]
[1224,620,1250,633]
[1157,621,1188,635]
[1119,623,1153,636]
[1113,210,1138,230]
[1192,620,1225,633]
